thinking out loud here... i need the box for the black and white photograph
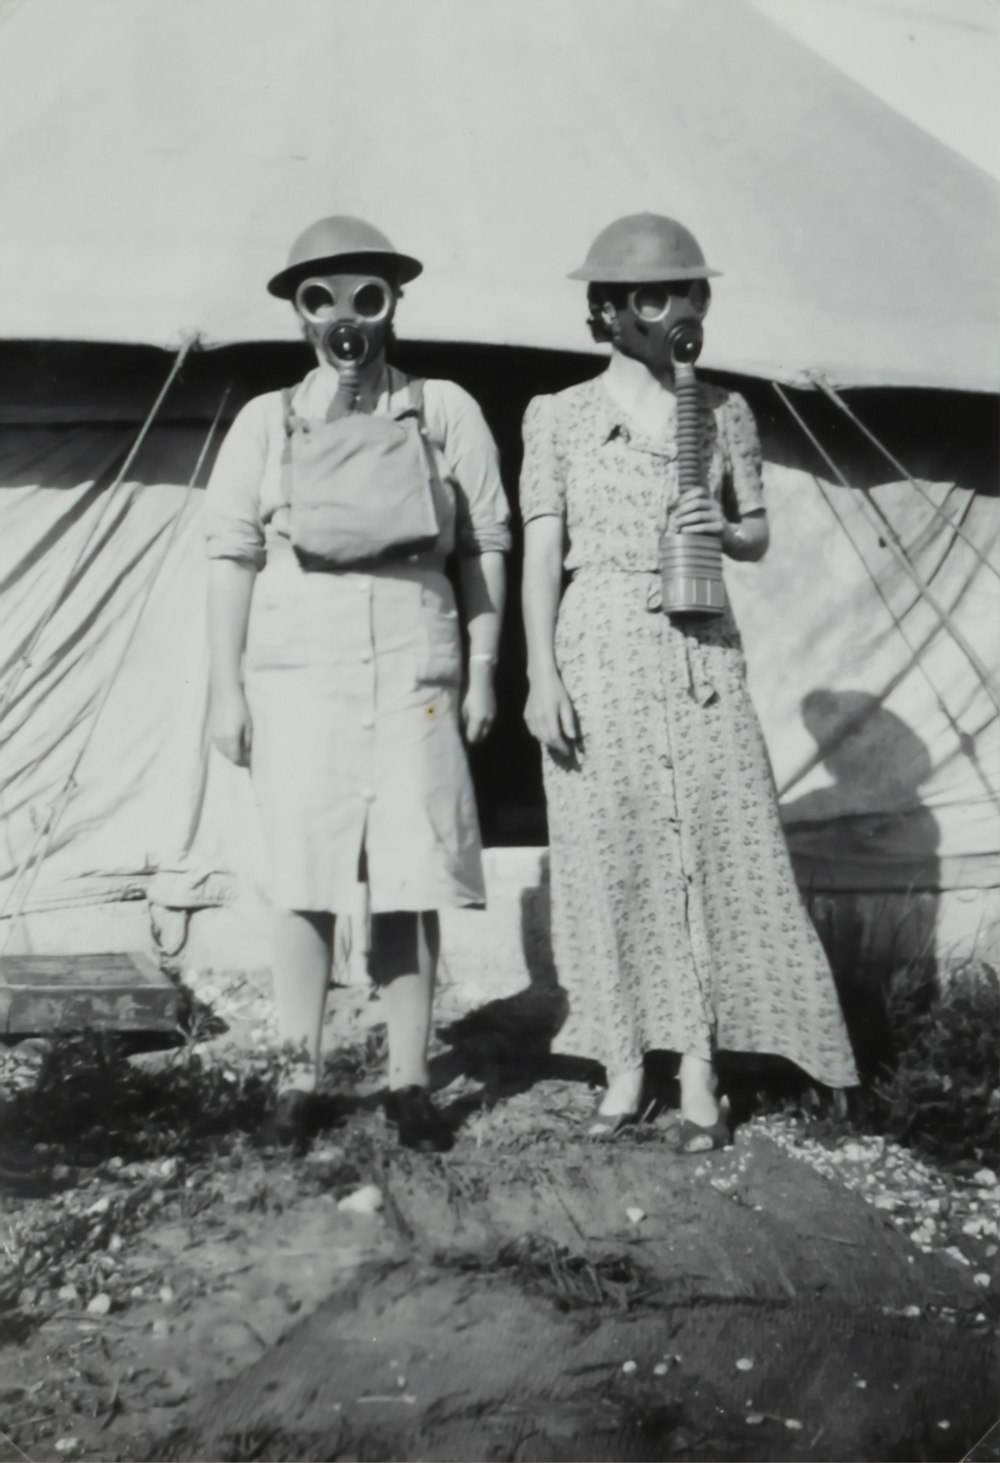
[0,1,997,1459]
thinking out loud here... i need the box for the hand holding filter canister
[661,342,727,620]
[625,275,726,620]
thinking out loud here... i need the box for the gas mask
[599,279,710,374]
[294,272,397,372]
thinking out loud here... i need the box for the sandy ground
[1,971,998,1461]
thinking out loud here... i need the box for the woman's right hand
[524,668,580,757]
[211,685,253,767]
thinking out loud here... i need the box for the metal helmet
[568,213,721,284]
[267,216,423,299]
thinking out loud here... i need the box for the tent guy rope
[771,382,1000,717]
[0,334,199,732]
[773,413,999,810]
[0,381,231,954]
[811,376,1000,583]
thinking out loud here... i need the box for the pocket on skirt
[415,583,463,688]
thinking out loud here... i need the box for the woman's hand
[673,492,725,536]
[211,684,253,767]
[462,659,496,744]
[525,667,580,757]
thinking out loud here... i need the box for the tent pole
[0,333,200,732]
[771,383,1000,715]
[811,376,999,582]
[0,380,231,954]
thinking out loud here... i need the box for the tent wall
[1,342,997,969]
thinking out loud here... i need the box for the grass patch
[873,958,999,1168]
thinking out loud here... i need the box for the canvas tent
[1,0,997,978]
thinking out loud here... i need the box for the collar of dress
[596,376,678,457]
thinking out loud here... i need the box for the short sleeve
[429,381,512,557]
[519,395,565,523]
[203,399,269,569]
[721,392,765,517]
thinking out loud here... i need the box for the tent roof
[0,0,997,390]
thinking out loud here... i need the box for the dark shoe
[384,1085,454,1153]
[668,1099,733,1155]
[257,1089,315,1152]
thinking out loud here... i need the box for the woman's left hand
[673,493,725,536]
[462,660,497,743]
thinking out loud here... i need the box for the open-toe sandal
[587,1108,640,1140]
[669,1101,733,1155]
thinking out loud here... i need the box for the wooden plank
[0,952,180,1035]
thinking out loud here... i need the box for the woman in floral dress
[520,214,858,1148]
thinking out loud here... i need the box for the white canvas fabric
[0,0,995,389]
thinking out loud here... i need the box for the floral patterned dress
[520,374,858,1087]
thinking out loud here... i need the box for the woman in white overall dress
[205,217,510,1152]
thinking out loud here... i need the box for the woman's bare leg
[371,912,452,1151]
[370,911,438,1089]
[271,908,333,1092]
[596,1062,645,1118]
[679,1052,721,1127]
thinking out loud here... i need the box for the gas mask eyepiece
[294,274,395,367]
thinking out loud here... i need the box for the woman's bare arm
[522,516,579,756]
[207,559,257,766]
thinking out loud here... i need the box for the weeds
[873,958,999,1168]
[3,1032,283,1165]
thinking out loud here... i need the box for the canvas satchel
[284,378,443,569]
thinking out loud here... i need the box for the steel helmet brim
[567,261,721,283]
[268,249,423,300]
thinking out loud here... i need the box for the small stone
[937,1421,951,1430]
[903,1305,921,1318]
[338,1184,383,1215]
[974,1273,992,1288]
[158,1157,179,1182]
[785,1419,803,1431]
[306,1144,345,1167]
[622,1360,638,1374]
[58,1283,80,1304]
[396,1375,407,1389]
[159,1285,176,1305]
[87,1293,112,1315]
[855,1379,867,1389]
[653,1362,670,1377]
[151,1317,172,1338]
[130,1286,145,1299]
[52,1163,72,1181]
[973,1170,998,1188]
[87,1196,111,1215]
[735,1358,754,1372]
[625,1206,646,1225]
[54,1438,79,1454]
[107,1156,124,1172]
[944,1246,970,1266]
[976,1312,987,1322]
[745,1414,764,1426]
[108,1233,124,1254]
[873,1194,898,1211]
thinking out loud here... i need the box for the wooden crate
[0,953,180,1036]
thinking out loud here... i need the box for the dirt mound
[166,1133,998,1461]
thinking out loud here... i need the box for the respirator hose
[674,358,701,499]
[332,355,360,415]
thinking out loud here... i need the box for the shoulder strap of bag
[401,376,440,480]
